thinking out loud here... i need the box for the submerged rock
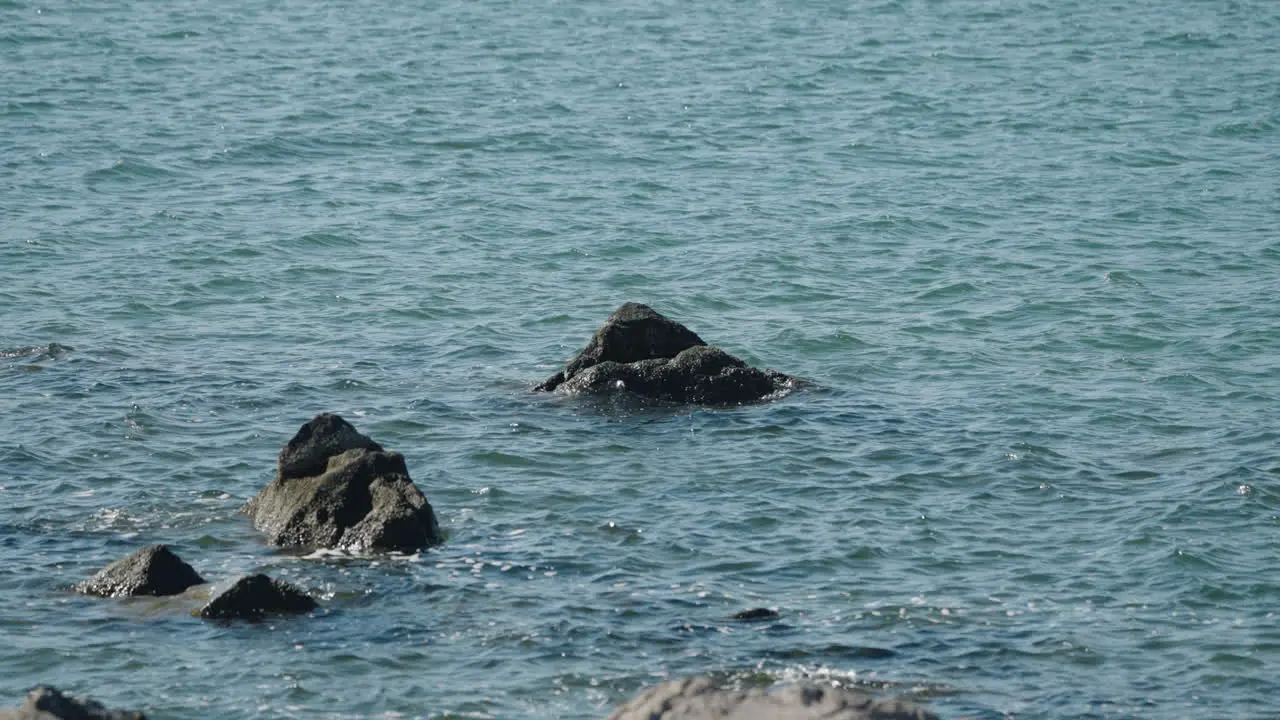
[607,676,938,720]
[245,414,443,553]
[0,686,144,720]
[198,574,317,621]
[73,545,204,598]
[535,303,791,404]
[730,607,780,622]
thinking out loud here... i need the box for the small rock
[536,303,792,404]
[606,676,939,720]
[198,574,317,621]
[73,545,204,598]
[730,607,780,622]
[245,414,443,552]
[0,686,144,720]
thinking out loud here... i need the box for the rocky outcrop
[607,676,939,720]
[198,574,317,621]
[73,545,204,598]
[535,303,792,404]
[0,686,144,720]
[245,414,443,553]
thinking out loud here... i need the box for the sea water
[2,0,1278,717]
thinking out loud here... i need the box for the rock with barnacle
[535,302,792,405]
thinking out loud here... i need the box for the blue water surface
[2,0,1279,717]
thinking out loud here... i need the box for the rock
[198,574,317,621]
[0,686,144,720]
[535,303,792,404]
[245,414,443,552]
[559,346,789,405]
[730,607,780,622]
[606,676,939,720]
[536,301,708,391]
[73,545,204,598]
[276,412,384,481]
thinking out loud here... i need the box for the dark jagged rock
[535,303,792,404]
[558,346,789,405]
[730,607,780,622]
[535,301,707,391]
[0,686,145,720]
[245,414,442,552]
[607,676,939,720]
[73,545,204,598]
[276,412,384,481]
[198,574,317,621]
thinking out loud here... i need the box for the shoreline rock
[73,545,204,598]
[536,303,792,405]
[245,414,443,553]
[0,686,144,720]
[607,676,939,720]
[198,573,317,621]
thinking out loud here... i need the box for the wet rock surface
[276,412,384,481]
[0,686,144,720]
[606,676,939,720]
[73,545,204,598]
[245,414,443,552]
[198,574,317,621]
[536,303,792,404]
